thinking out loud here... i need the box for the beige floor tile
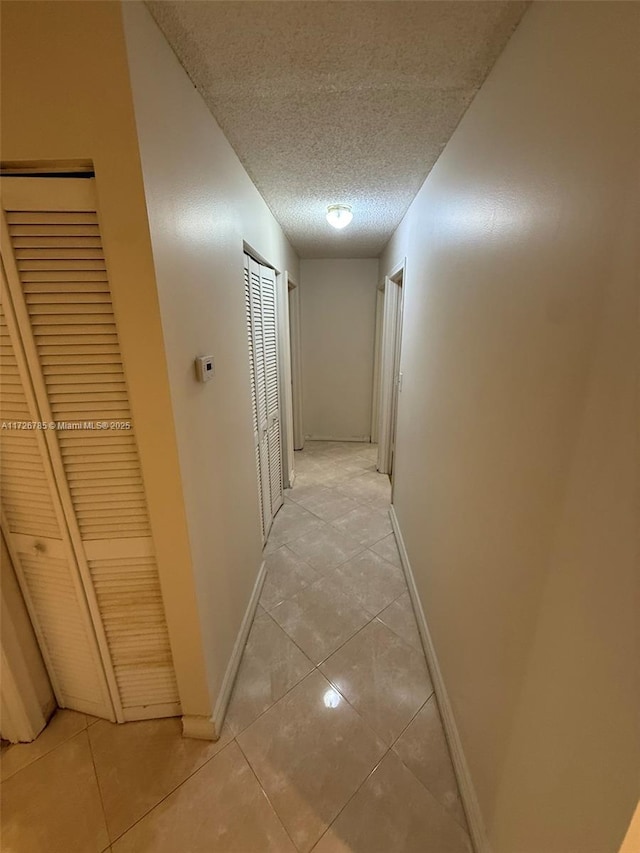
[335,472,391,505]
[260,545,319,609]
[393,694,468,828]
[301,489,362,522]
[238,670,386,853]
[370,532,402,568]
[313,751,472,853]
[268,503,325,547]
[1,709,88,782]
[331,504,392,547]
[270,574,371,664]
[377,591,423,652]
[293,469,333,488]
[1,730,109,853]
[320,619,433,745]
[352,451,378,468]
[89,716,232,841]
[363,491,393,510]
[287,523,364,572]
[255,602,269,620]
[288,483,333,506]
[112,741,296,853]
[225,612,314,735]
[324,550,407,616]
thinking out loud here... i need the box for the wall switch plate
[195,355,215,382]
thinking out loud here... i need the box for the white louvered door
[244,254,283,541]
[244,256,268,538]
[0,177,179,722]
[259,265,283,518]
[0,290,115,720]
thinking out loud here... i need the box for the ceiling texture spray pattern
[146,1,528,258]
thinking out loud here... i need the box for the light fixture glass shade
[326,204,353,229]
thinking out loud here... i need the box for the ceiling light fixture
[326,204,353,230]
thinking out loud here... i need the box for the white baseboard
[304,434,371,443]
[389,505,491,853]
[181,714,217,740]
[210,559,267,737]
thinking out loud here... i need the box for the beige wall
[300,258,378,441]
[0,1,211,719]
[122,3,299,715]
[380,3,639,852]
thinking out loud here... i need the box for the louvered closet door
[0,285,115,719]
[1,177,179,721]
[259,264,283,518]
[244,257,266,539]
[246,255,272,537]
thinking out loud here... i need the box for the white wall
[300,258,378,441]
[380,3,639,852]
[123,3,299,726]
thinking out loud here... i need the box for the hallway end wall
[123,3,299,721]
[380,3,639,852]
[300,258,379,442]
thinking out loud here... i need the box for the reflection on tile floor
[0,442,471,852]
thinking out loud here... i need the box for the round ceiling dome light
[326,204,353,230]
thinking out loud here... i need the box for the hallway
[1,442,471,853]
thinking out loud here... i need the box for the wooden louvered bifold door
[0,284,115,719]
[259,264,283,518]
[1,177,179,721]
[246,255,273,538]
[244,254,283,542]
[244,257,266,539]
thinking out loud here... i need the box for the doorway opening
[287,280,304,455]
[376,260,405,495]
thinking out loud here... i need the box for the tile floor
[0,441,471,853]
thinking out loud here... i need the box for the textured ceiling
[146,1,528,258]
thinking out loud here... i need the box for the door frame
[377,259,406,479]
[287,279,304,455]
[279,272,298,489]
[370,285,385,444]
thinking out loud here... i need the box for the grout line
[85,728,111,844]
[1,710,88,783]
[308,745,393,851]
[107,736,238,846]
[234,738,300,851]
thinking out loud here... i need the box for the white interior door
[1,177,180,722]
[389,281,405,479]
[288,284,304,452]
[1,271,116,720]
[245,256,270,538]
[244,254,283,541]
[259,264,284,519]
[377,266,405,478]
